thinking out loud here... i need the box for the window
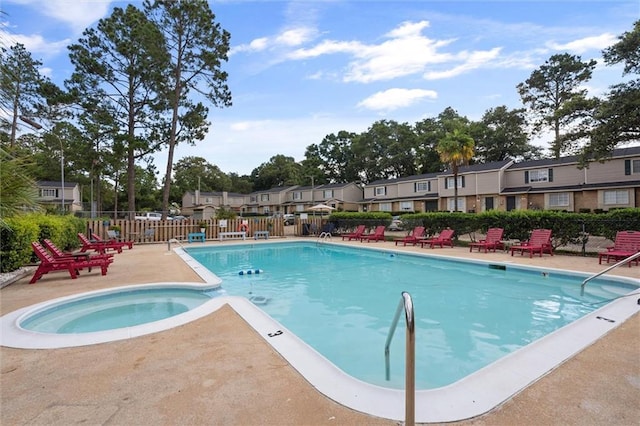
[400,201,413,211]
[525,168,553,183]
[260,194,269,201]
[447,197,465,212]
[445,176,464,188]
[603,190,629,205]
[40,188,56,197]
[415,181,430,192]
[375,186,386,196]
[250,196,257,203]
[323,189,333,198]
[293,191,302,200]
[548,192,569,207]
[379,202,392,212]
[633,159,640,173]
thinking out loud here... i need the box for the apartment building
[178,146,640,215]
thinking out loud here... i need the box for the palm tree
[436,129,475,212]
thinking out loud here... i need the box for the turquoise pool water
[186,242,635,390]
[20,288,215,333]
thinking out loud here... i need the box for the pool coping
[177,240,640,423]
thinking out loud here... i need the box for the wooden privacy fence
[87,218,284,243]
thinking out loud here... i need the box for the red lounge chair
[78,232,124,254]
[394,226,425,246]
[341,225,366,241]
[419,229,454,248]
[29,241,112,284]
[42,239,114,264]
[360,225,386,243]
[469,228,504,253]
[598,230,640,267]
[510,229,554,258]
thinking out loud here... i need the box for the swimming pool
[179,240,639,422]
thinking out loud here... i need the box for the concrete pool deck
[1,238,639,425]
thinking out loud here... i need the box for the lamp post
[19,116,65,212]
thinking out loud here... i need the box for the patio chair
[469,228,504,253]
[341,224,366,241]
[29,241,113,284]
[419,229,455,248]
[360,225,386,243]
[394,226,425,246]
[598,230,640,267]
[99,231,134,249]
[77,232,124,254]
[510,229,554,258]
[142,228,155,243]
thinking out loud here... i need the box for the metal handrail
[581,251,640,295]
[384,291,415,426]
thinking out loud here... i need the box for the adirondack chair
[42,239,114,264]
[341,224,366,241]
[77,232,124,254]
[394,226,425,246]
[360,225,386,242]
[469,228,504,253]
[419,229,455,248]
[598,230,640,267]
[29,241,113,284]
[510,229,554,258]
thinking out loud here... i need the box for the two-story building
[361,146,640,213]
[36,181,82,213]
[284,182,363,213]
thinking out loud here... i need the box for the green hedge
[0,214,86,273]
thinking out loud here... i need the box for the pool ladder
[167,238,186,251]
[581,251,640,295]
[384,291,415,426]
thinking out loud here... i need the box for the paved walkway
[1,239,639,425]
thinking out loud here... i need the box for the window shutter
[428,181,431,192]
[444,179,448,189]
[524,171,529,184]
[548,168,553,182]
[414,182,417,192]
[461,176,465,188]
[625,159,631,175]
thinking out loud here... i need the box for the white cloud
[232,26,317,56]
[547,33,618,54]
[11,0,111,33]
[357,88,437,111]
[423,47,502,80]
[0,30,70,57]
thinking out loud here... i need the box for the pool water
[186,242,635,390]
[20,288,213,334]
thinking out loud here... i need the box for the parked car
[283,214,295,225]
[388,216,404,231]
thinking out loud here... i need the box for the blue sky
[2,0,639,176]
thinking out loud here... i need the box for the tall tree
[472,106,540,162]
[67,5,170,217]
[0,43,49,147]
[144,0,232,219]
[517,53,597,158]
[250,155,302,190]
[436,128,474,212]
[588,20,640,157]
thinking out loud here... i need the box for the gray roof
[508,146,640,170]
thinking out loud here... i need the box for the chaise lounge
[29,241,113,284]
[341,225,366,241]
[419,229,455,249]
[469,228,504,253]
[360,225,386,243]
[77,232,124,254]
[394,226,425,246]
[510,229,553,258]
[598,230,640,267]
